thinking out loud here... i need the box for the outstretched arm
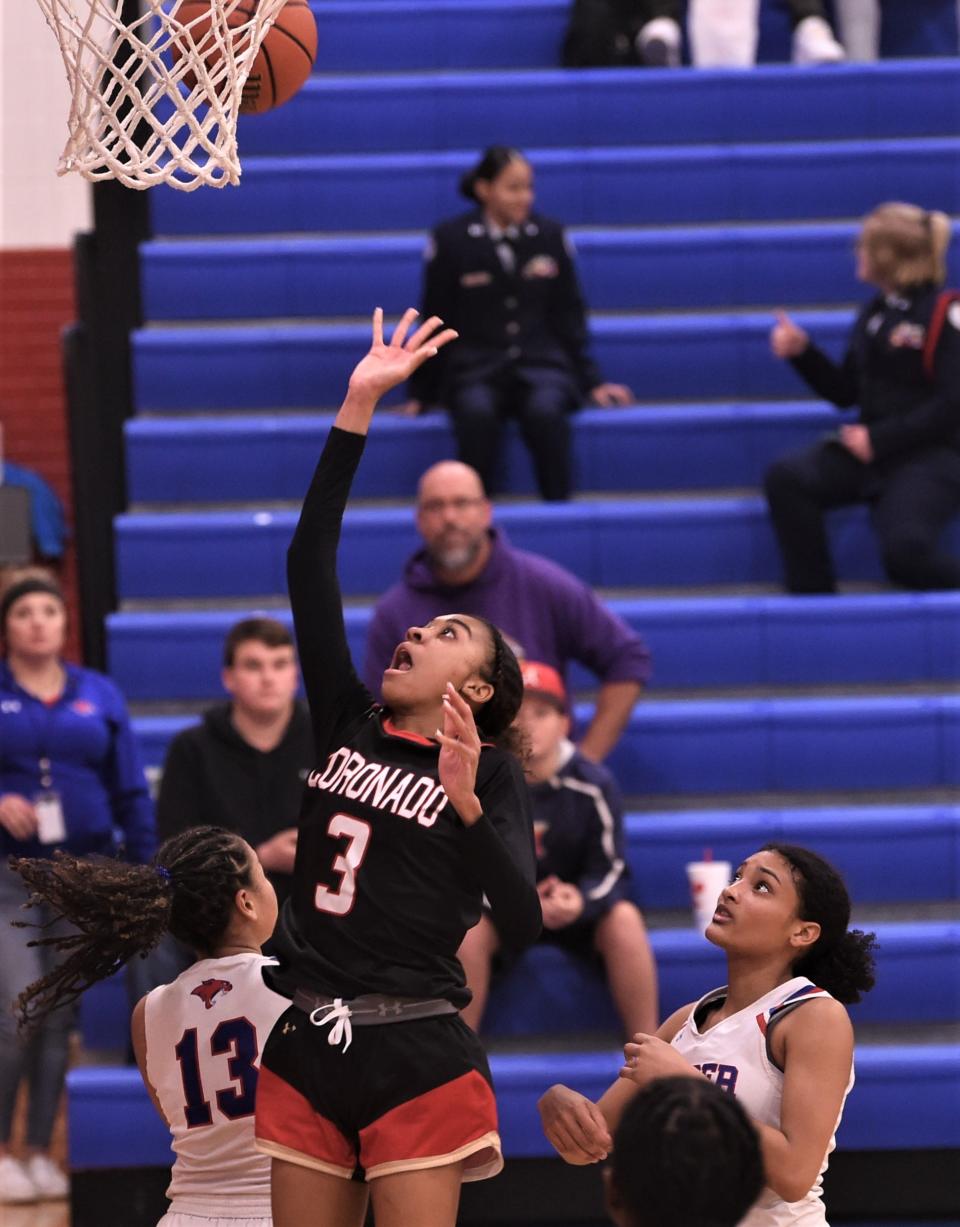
[289,309,457,757]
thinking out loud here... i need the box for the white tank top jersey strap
[671,976,854,1227]
[144,953,290,1220]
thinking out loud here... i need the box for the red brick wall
[0,248,82,662]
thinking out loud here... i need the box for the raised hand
[347,308,457,402]
[436,682,482,826]
[770,310,810,360]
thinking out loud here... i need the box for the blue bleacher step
[141,221,960,323]
[131,309,855,412]
[107,593,960,700]
[311,0,567,73]
[483,922,960,1038]
[113,493,960,598]
[131,694,960,796]
[150,137,960,236]
[125,403,841,502]
[227,63,960,159]
[75,918,960,1053]
[627,805,960,908]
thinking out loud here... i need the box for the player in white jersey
[538,843,877,1227]
[13,826,286,1227]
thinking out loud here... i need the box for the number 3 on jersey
[315,813,372,916]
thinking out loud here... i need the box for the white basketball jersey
[672,976,853,1227]
[144,953,290,1218]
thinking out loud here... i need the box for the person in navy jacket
[402,146,632,501]
[0,573,155,1204]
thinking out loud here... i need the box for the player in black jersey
[254,309,542,1227]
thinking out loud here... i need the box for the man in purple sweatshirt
[362,460,651,761]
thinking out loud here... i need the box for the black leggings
[449,372,578,502]
[764,439,960,593]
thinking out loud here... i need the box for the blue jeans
[0,859,77,1149]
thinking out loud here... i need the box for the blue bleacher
[130,694,960,797]
[107,593,960,700]
[151,137,960,236]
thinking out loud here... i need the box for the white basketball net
[35,0,289,191]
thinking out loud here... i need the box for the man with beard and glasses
[362,461,650,763]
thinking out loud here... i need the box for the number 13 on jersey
[315,813,372,916]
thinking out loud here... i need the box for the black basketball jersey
[269,427,540,1007]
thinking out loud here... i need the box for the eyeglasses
[417,496,486,517]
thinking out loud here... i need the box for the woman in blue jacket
[0,574,155,1204]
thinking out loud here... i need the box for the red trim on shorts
[255,1066,355,1171]
[359,1069,497,1174]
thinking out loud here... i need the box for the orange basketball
[172,0,318,114]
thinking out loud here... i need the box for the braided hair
[762,843,877,1005]
[472,617,526,757]
[609,1076,764,1227]
[12,826,252,1028]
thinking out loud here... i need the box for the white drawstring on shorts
[309,997,353,1053]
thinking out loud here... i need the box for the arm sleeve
[548,229,602,395]
[788,305,875,409]
[156,732,206,842]
[288,427,375,759]
[461,754,542,949]
[576,772,631,924]
[868,316,960,460]
[550,567,652,686]
[104,687,156,864]
[408,229,458,404]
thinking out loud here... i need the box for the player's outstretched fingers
[371,306,384,347]
[389,307,420,349]
[405,315,444,351]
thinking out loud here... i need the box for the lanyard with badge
[34,697,67,845]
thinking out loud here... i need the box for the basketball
[172,0,318,114]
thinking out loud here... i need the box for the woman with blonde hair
[764,202,960,593]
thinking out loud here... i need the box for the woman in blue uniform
[403,146,632,502]
[765,202,960,593]
[0,573,155,1203]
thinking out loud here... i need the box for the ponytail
[12,826,252,1027]
[473,618,527,757]
[459,145,526,202]
[761,843,877,1004]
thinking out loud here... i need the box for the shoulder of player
[476,743,525,788]
[776,994,852,1050]
[658,1000,697,1042]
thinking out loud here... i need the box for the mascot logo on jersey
[190,979,234,1010]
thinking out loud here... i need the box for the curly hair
[762,843,877,1005]
[473,617,527,758]
[11,826,252,1028]
[609,1076,764,1227]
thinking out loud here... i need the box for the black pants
[449,371,578,502]
[764,439,960,593]
[562,0,682,66]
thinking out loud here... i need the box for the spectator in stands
[399,146,632,501]
[688,0,844,66]
[149,617,313,983]
[562,1,684,67]
[362,461,651,762]
[765,202,960,593]
[0,571,155,1204]
[604,1077,764,1227]
[458,661,658,1039]
[0,463,67,563]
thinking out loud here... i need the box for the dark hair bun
[459,145,525,202]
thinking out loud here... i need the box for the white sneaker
[636,17,683,68]
[0,1155,36,1203]
[793,15,846,65]
[24,1155,68,1201]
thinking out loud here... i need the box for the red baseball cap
[520,660,568,712]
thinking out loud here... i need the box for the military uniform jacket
[791,282,960,463]
[269,428,541,1008]
[409,209,602,404]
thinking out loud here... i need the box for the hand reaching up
[347,308,457,402]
